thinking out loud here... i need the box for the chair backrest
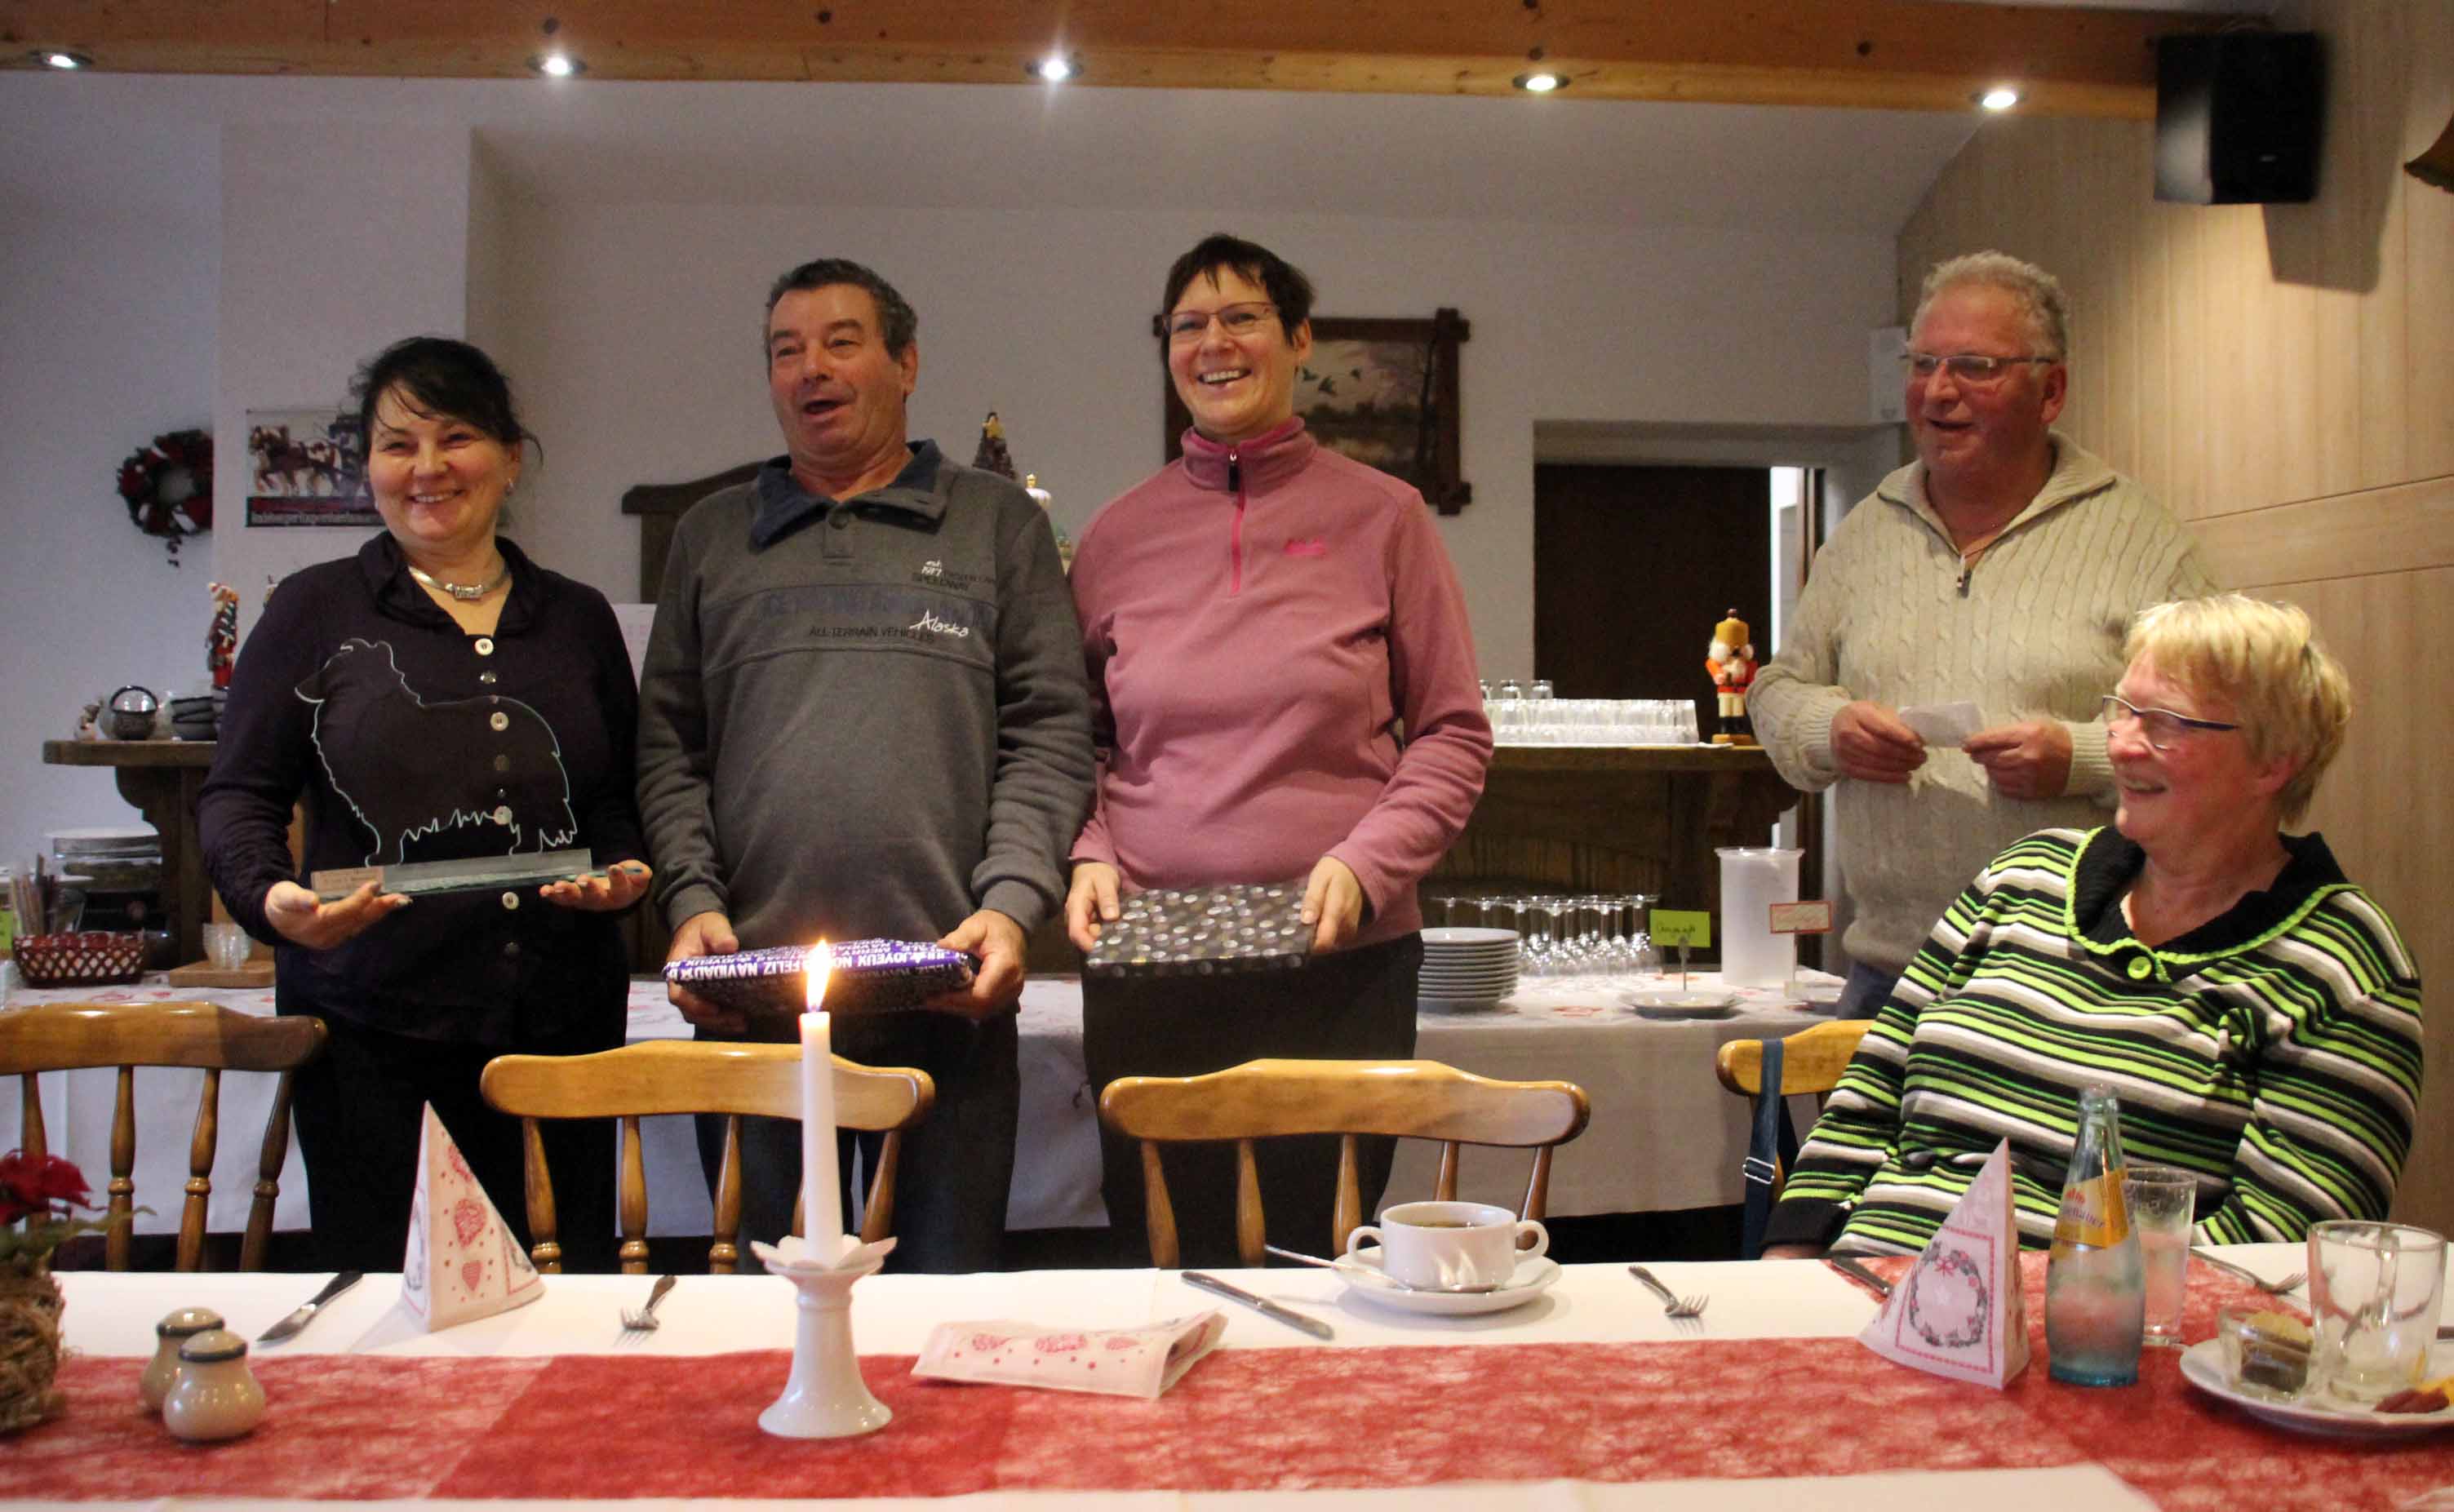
[478,1040,934,1274]
[1713,1019,1872,1102]
[1097,1058,1591,1268]
[1715,1018,1874,1250]
[0,1001,327,1270]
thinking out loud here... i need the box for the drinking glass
[2123,1164,2198,1347]
[2307,1220,2447,1403]
[1529,679,1555,701]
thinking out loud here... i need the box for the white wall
[0,83,218,866]
[214,118,473,638]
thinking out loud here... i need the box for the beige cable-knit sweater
[1749,434,2213,975]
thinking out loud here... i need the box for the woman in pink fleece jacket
[1066,233,1493,1265]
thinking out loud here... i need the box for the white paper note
[1898,701,1985,747]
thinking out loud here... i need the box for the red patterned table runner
[24,1261,2449,1508]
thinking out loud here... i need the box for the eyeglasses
[2101,693,2240,750]
[1163,302,1276,344]
[1902,352,2058,384]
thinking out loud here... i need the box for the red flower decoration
[0,1150,91,1225]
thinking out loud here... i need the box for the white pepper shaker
[140,1307,224,1412]
[161,1328,266,1442]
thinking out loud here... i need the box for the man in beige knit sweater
[1751,252,2212,1017]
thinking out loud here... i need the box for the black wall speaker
[2154,32,2323,205]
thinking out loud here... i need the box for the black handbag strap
[1739,1035,1799,1260]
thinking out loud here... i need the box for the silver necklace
[407,560,508,601]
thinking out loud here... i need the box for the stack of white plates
[1418,926,1520,1011]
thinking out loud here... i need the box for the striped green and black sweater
[1765,827,2421,1255]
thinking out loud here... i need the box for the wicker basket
[0,1257,64,1434]
[10,931,146,987]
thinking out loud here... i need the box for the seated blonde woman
[1764,593,2421,1257]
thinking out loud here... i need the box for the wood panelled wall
[1898,0,2454,1232]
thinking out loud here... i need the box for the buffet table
[26,1245,2449,1509]
[1,969,1838,1243]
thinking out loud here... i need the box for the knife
[258,1270,364,1343]
[1182,1271,1334,1340]
[1826,1256,1893,1302]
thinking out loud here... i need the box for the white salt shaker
[162,1328,266,1441]
[140,1307,224,1412]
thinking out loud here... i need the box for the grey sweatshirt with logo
[637,441,1094,951]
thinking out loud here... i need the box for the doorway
[1533,463,1773,723]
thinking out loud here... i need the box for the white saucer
[2178,1338,2454,1439]
[1418,995,1511,1013]
[1621,988,1741,1019]
[1422,928,1520,947]
[1336,1252,1561,1315]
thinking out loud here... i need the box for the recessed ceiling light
[528,51,584,78]
[1028,54,1076,83]
[1512,70,1567,94]
[40,50,94,70]
[1978,85,2020,112]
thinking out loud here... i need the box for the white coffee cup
[1343,1200,1547,1291]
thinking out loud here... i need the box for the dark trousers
[1836,960,1902,1021]
[695,1008,1019,1275]
[1083,933,1422,1267]
[287,1009,619,1274]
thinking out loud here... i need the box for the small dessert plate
[1337,1252,1560,1316]
[2178,1339,2454,1439]
[1621,988,1741,1020]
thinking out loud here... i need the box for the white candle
[800,942,844,1260]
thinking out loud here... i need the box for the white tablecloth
[2,967,1842,1240]
[50,1257,2186,1510]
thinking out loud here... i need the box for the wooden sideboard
[38,738,215,966]
[1431,744,1813,939]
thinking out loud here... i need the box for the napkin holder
[1855,1138,2030,1389]
[401,1104,543,1331]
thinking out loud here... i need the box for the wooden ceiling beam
[2,0,2242,117]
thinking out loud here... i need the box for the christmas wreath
[115,428,213,565]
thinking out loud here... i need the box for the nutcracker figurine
[206,582,241,690]
[1706,608,1758,746]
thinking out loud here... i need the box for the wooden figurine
[1707,609,1758,747]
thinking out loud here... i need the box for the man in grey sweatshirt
[637,257,1092,1272]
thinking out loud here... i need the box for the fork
[620,1273,678,1337]
[2190,1247,2305,1294]
[1627,1264,1708,1322]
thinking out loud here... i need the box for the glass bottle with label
[2046,1084,2146,1386]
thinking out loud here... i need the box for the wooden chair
[0,1000,326,1270]
[1097,1058,1591,1268]
[478,1041,934,1275]
[1714,1018,1873,1256]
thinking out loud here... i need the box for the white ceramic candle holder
[751,1234,895,1439]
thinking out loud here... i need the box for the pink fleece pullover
[1068,418,1492,947]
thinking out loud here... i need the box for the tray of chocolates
[665,938,976,1015]
[1083,880,1315,979]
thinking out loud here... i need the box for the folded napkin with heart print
[912,1312,1227,1399]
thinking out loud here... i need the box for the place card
[912,1312,1227,1400]
[1856,1138,2030,1389]
[1768,900,1834,934]
[1649,910,1711,949]
[401,1104,543,1332]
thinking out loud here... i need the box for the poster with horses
[246,407,377,525]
